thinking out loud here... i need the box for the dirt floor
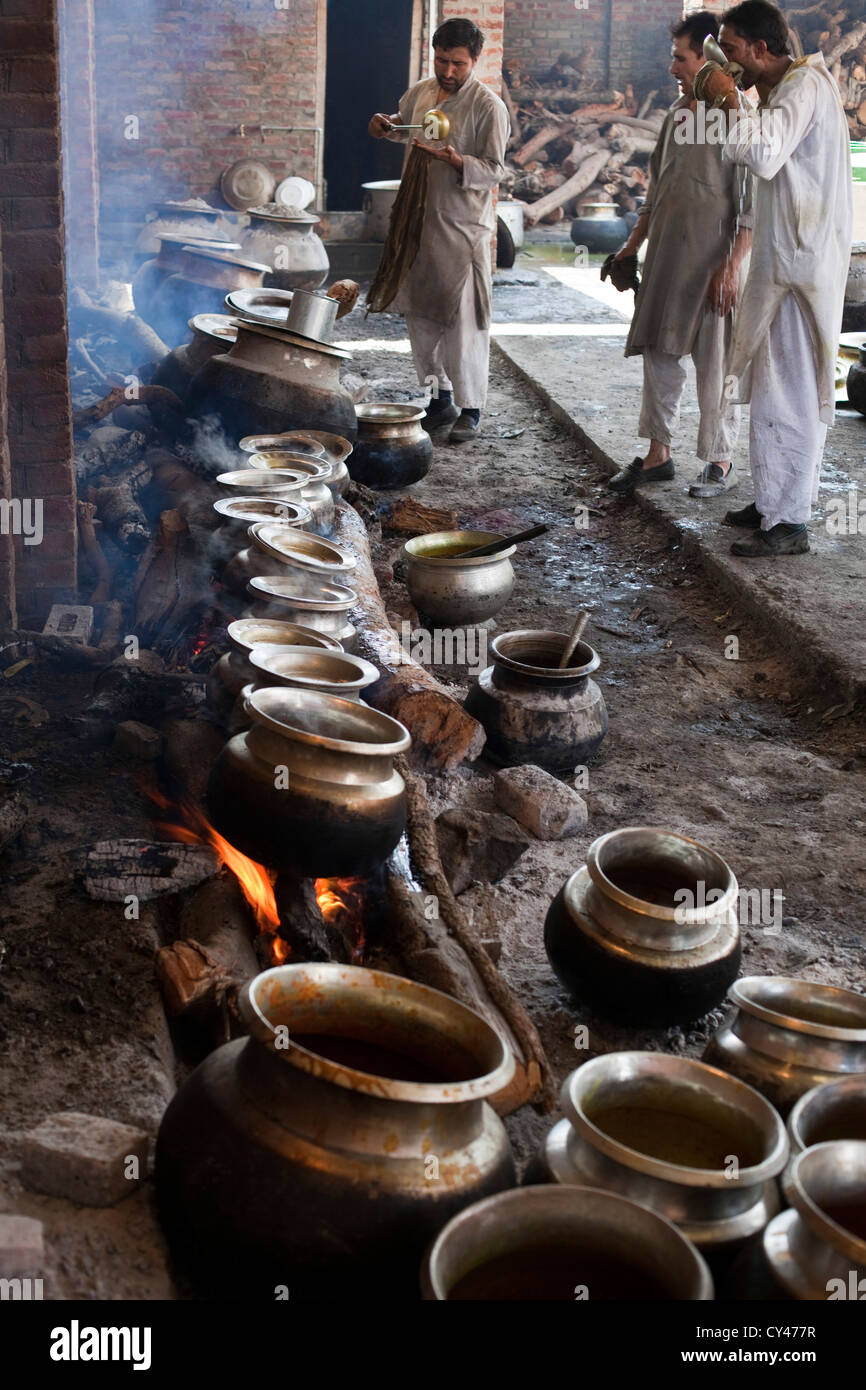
[1,267,865,1298]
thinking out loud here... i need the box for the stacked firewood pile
[784,2,866,131]
[499,53,667,227]
[500,8,866,227]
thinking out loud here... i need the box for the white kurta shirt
[723,54,853,424]
[384,73,509,329]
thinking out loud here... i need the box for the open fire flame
[148,786,287,960]
[314,877,368,962]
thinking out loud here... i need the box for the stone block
[0,1214,44,1277]
[435,807,531,896]
[20,1112,148,1207]
[114,721,163,761]
[493,763,588,840]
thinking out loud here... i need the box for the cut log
[596,113,664,135]
[98,600,124,652]
[562,137,605,176]
[394,761,555,1114]
[826,19,866,65]
[332,502,486,774]
[88,479,151,554]
[501,78,519,145]
[133,508,212,649]
[513,120,573,167]
[524,149,615,225]
[83,838,219,901]
[76,500,113,602]
[68,287,169,365]
[73,384,183,431]
[637,89,658,119]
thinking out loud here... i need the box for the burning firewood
[73,384,184,432]
[82,838,220,901]
[132,509,212,649]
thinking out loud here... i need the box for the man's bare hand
[369,112,399,138]
[413,137,463,173]
[707,261,738,316]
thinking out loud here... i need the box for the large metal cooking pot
[404,530,515,626]
[223,523,355,594]
[152,313,239,402]
[133,200,235,266]
[187,319,357,443]
[241,209,329,291]
[244,430,351,497]
[207,686,410,874]
[362,179,401,241]
[244,450,343,502]
[703,976,866,1115]
[349,404,431,490]
[465,628,608,772]
[155,962,516,1298]
[205,617,341,718]
[245,575,357,650]
[212,495,313,548]
[544,827,742,1026]
[131,233,240,333]
[541,1051,789,1255]
[215,467,334,537]
[248,646,379,703]
[788,1076,866,1158]
[763,1141,866,1299]
[422,1185,713,1300]
[148,247,269,349]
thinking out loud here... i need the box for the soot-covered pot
[348,404,432,490]
[544,827,742,1026]
[703,976,866,1116]
[207,686,409,875]
[465,628,608,772]
[155,962,516,1299]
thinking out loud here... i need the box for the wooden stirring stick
[558,610,590,669]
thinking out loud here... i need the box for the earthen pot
[206,686,410,875]
[348,404,431,490]
[186,319,357,443]
[155,962,516,1299]
[703,976,866,1116]
[465,628,608,772]
[544,827,742,1026]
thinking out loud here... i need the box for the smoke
[186,414,244,477]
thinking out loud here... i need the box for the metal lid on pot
[225,286,295,326]
[232,318,352,360]
[247,202,320,223]
[188,313,239,342]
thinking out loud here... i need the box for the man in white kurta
[368,18,509,443]
[610,13,753,499]
[705,1,853,556]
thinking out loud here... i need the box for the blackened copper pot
[206,686,410,875]
[155,962,516,1299]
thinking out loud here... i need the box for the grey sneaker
[689,463,737,498]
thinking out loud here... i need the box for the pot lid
[213,495,312,525]
[233,318,352,360]
[225,287,295,326]
[220,158,277,211]
[158,231,236,248]
[181,244,270,273]
[247,202,320,223]
[248,574,357,607]
[188,312,239,341]
[275,175,315,210]
[246,451,332,478]
[152,198,222,216]
[250,522,357,574]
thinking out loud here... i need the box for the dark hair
[721,1,790,56]
[432,18,485,60]
[672,11,719,55]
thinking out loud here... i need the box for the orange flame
[148,786,280,936]
[315,877,367,961]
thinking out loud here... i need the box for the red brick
[19,464,75,497]
[0,21,55,53]
[5,297,66,333]
[8,58,57,93]
[40,496,76,529]
[7,197,60,230]
[0,163,59,197]
[0,95,59,128]
[9,365,68,396]
[24,393,71,430]
[8,128,60,161]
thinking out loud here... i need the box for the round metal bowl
[249,645,379,702]
[788,1076,866,1156]
[489,628,600,684]
[248,523,356,580]
[238,433,325,459]
[703,975,866,1114]
[404,531,516,625]
[543,1050,789,1251]
[764,1141,866,1298]
[422,1185,713,1301]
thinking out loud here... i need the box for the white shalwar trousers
[638,306,740,463]
[748,293,827,531]
[405,272,490,409]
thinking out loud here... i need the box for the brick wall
[0,0,76,624]
[92,0,324,216]
[0,223,16,629]
[441,1,506,91]
[503,0,693,95]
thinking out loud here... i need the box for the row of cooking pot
[154,957,866,1300]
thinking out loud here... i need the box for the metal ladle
[386,109,451,141]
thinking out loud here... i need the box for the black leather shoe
[608,455,675,493]
[450,411,481,443]
[723,502,762,528]
[422,396,460,431]
[730,523,810,557]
